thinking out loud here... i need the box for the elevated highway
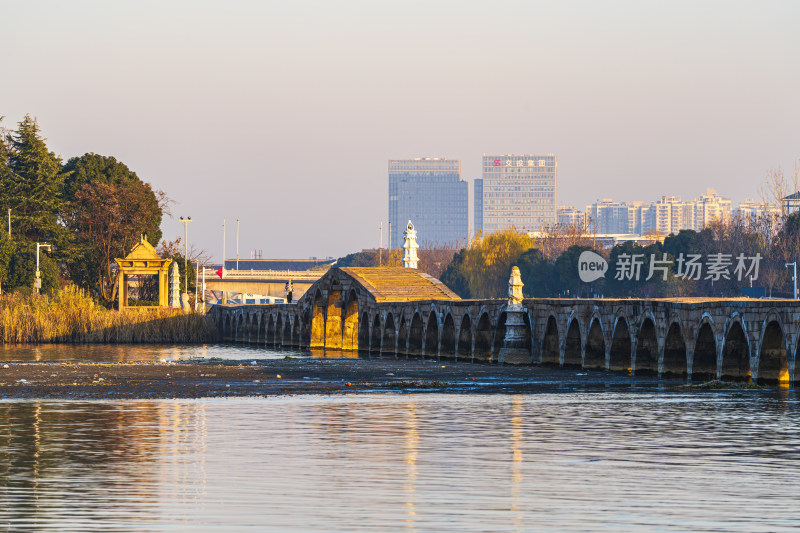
[202,268,324,299]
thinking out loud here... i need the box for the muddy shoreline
[0,356,776,399]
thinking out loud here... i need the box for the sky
[3,0,799,261]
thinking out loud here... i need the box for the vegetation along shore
[0,286,216,344]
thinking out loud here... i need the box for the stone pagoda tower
[402,221,419,269]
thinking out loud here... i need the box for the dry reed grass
[0,285,217,344]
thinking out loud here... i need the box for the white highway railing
[201,269,325,281]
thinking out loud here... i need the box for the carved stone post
[498,266,531,365]
[402,221,419,269]
[170,262,181,308]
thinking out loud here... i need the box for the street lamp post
[786,262,797,299]
[180,216,193,310]
[35,243,51,294]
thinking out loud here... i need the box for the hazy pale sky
[3,0,799,261]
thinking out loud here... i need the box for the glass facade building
[388,158,468,248]
[473,178,483,235]
[480,154,557,233]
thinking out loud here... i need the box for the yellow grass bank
[0,286,217,344]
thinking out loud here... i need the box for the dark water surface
[2,389,800,531]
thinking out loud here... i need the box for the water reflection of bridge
[211,267,800,383]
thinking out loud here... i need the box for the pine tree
[5,115,65,243]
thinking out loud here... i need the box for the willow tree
[440,229,535,298]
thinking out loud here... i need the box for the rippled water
[0,343,309,362]
[2,391,800,531]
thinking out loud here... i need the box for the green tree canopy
[1,115,66,244]
[553,245,601,297]
[516,247,553,297]
[439,248,470,298]
[6,248,59,294]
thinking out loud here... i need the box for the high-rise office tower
[473,178,483,235]
[479,154,557,233]
[388,158,469,248]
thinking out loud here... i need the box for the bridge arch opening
[564,319,582,367]
[398,317,408,357]
[325,288,343,350]
[635,318,658,375]
[541,316,559,365]
[259,315,268,346]
[721,321,750,381]
[229,316,237,342]
[693,322,717,379]
[223,315,232,342]
[758,320,788,383]
[248,314,257,343]
[662,323,686,376]
[609,318,631,372]
[424,313,439,359]
[371,315,382,354]
[584,318,605,370]
[523,313,532,355]
[310,290,326,348]
[292,315,300,347]
[236,316,244,343]
[492,312,507,362]
[441,313,456,360]
[301,309,311,348]
[474,313,492,362]
[283,317,292,347]
[458,315,472,362]
[342,291,359,351]
[382,314,397,356]
[276,314,284,347]
[266,315,275,346]
[358,312,370,353]
[409,313,423,357]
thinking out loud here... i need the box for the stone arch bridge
[209,267,800,383]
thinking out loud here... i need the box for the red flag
[216,267,224,278]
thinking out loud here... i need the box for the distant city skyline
[3,1,799,260]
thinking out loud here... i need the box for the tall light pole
[180,216,192,309]
[35,243,51,294]
[787,262,797,299]
[236,218,240,270]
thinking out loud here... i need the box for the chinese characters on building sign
[612,253,761,282]
[492,159,547,167]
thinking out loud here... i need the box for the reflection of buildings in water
[509,395,524,529]
[404,400,419,531]
[0,400,208,526]
[159,402,208,514]
[306,397,424,528]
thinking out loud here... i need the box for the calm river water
[2,345,800,531]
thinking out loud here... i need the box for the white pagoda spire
[402,221,419,269]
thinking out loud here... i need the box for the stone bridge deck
[211,295,800,383]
